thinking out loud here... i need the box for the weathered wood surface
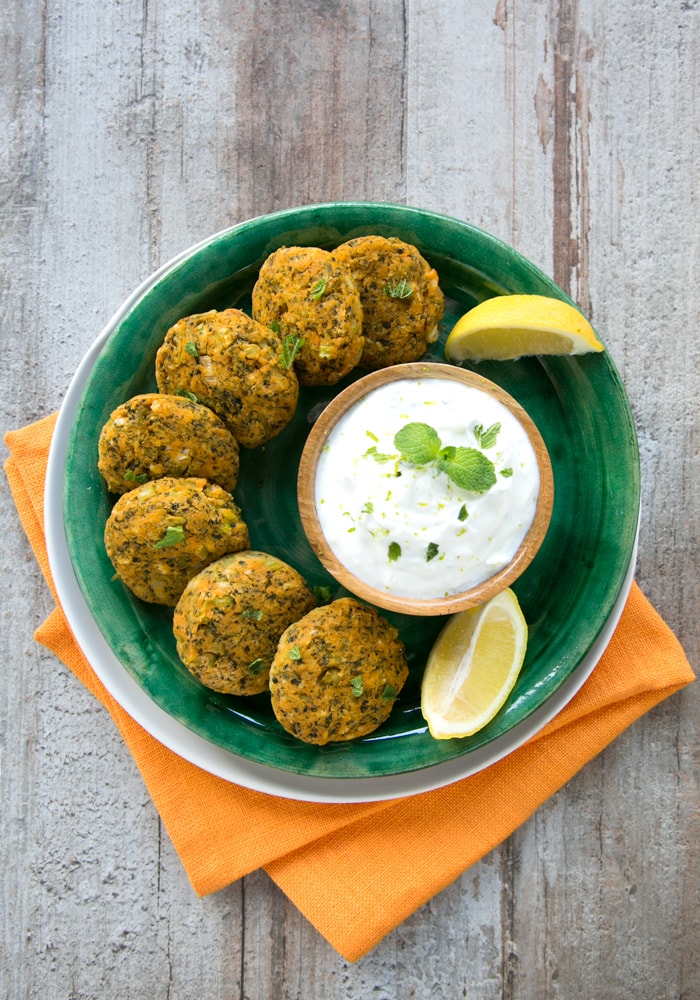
[1,1,697,996]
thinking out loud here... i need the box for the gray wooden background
[2,1,698,997]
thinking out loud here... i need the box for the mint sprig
[393,422,497,494]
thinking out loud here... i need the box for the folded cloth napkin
[4,413,695,962]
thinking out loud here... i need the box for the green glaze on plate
[63,203,640,778]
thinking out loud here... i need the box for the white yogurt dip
[314,378,540,599]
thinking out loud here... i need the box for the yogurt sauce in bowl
[298,363,554,616]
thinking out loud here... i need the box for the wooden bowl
[297,362,554,616]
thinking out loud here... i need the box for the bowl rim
[297,361,554,616]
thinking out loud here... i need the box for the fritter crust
[333,235,444,370]
[155,308,299,449]
[269,597,409,745]
[252,246,364,386]
[97,393,240,494]
[104,477,249,606]
[173,551,317,695]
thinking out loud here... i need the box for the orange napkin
[5,413,695,962]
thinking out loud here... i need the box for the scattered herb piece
[153,525,185,549]
[184,340,199,358]
[270,320,281,334]
[361,501,374,515]
[474,422,501,449]
[288,645,302,661]
[458,504,469,521]
[382,684,397,703]
[500,467,514,478]
[175,388,198,403]
[426,542,440,562]
[365,429,379,442]
[388,541,402,562]
[350,675,364,698]
[241,608,263,621]
[248,658,266,675]
[313,585,332,604]
[280,334,305,370]
[384,278,413,299]
[124,470,148,485]
[310,277,327,300]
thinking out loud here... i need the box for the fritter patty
[173,551,317,695]
[155,308,299,449]
[251,246,363,386]
[97,393,240,494]
[333,235,444,370]
[269,597,409,745]
[104,477,249,606]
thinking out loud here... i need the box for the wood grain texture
[1,1,697,997]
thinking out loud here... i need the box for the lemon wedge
[421,588,528,739]
[444,294,604,361]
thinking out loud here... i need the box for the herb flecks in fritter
[155,308,299,449]
[252,246,363,386]
[98,393,240,494]
[173,552,316,695]
[104,477,249,606]
[333,235,444,370]
[269,598,408,745]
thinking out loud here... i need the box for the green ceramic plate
[58,203,640,781]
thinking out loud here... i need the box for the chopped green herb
[426,542,440,562]
[175,388,198,403]
[270,320,281,334]
[394,422,442,465]
[248,658,266,675]
[388,541,402,562]
[365,429,379,442]
[184,340,199,358]
[350,675,364,698]
[458,504,469,521]
[500,467,514,478]
[241,608,263,621]
[288,645,302,661]
[382,684,397,703]
[280,334,305,370]
[123,469,148,485]
[384,278,413,299]
[474,422,501,449]
[361,501,375,515]
[310,277,327,300]
[313,585,332,604]
[153,525,185,549]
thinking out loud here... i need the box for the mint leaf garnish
[394,422,442,465]
[474,422,501,449]
[436,446,496,493]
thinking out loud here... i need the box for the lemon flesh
[421,588,528,739]
[444,294,604,361]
